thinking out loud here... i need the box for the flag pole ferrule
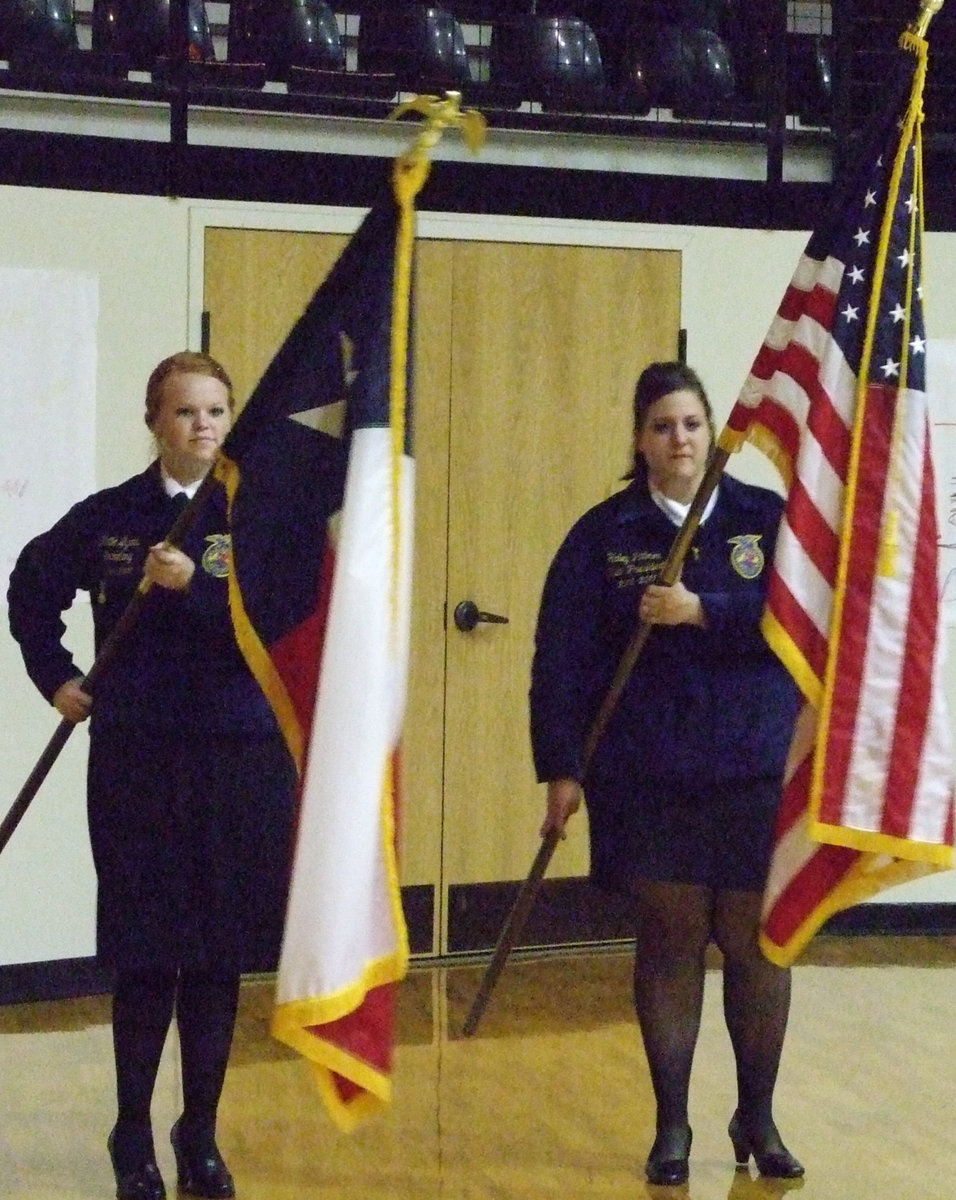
[910,0,943,41]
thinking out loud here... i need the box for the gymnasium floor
[1,936,954,1200]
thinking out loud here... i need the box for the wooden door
[203,226,680,955]
[440,241,680,949]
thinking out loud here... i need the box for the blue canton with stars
[805,48,926,396]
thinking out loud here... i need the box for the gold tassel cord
[386,90,486,658]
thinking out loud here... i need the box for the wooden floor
[2,936,955,1200]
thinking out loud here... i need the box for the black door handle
[453,600,510,632]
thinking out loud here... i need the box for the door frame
[189,201,695,957]
[187,202,696,354]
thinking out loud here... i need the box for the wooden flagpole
[462,449,731,1036]
[0,473,219,857]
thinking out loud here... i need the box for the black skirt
[584,774,783,894]
[87,724,296,972]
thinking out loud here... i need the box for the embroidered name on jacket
[100,534,141,576]
[728,534,765,579]
[606,549,663,587]
[202,533,232,578]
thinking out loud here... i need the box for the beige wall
[0,187,192,964]
[0,185,952,967]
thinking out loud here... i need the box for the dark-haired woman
[8,352,297,1200]
[530,361,803,1186]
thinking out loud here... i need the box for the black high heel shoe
[728,1111,805,1178]
[108,1127,166,1200]
[645,1124,692,1186]
[170,1118,235,1198]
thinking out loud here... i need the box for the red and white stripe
[720,250,954,965]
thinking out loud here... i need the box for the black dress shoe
[645,1124,692,1186]
[108,1128,166,1200]
[728,1110,805,1178]
[170,1119,235,1198]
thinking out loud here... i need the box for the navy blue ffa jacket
[7,463,276,735]
[530,474,799,788]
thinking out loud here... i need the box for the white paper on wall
[929,339,956,626]
[0,267,98,604]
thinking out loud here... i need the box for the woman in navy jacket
[8,352,295,1200]
[531,362,803,1186]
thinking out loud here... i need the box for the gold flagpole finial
[911,0,944,39]
[389,90,487,204]
[390,90,487,162]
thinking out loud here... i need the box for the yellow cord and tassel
[386,92,487,645]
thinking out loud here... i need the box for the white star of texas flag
[289,332,356,440]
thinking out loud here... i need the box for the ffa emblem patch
[728,534,765,579]
[201,533,232,578]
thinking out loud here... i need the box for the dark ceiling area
[0,2,954,229]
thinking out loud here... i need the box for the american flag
[718,28,955,965]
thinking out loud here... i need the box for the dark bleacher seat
[357,5,471,91]
[489,14,606,111]
[786,32,832,125]
[91,0,214,70]
[640,22,736,116]
[0,0,78,68]
[228,0,345,82]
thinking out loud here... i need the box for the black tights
[632,879,792,1148]
[110,968,241,1169]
